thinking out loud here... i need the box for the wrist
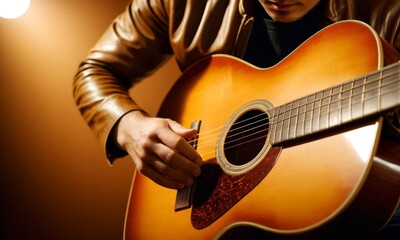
[113,110,149,151]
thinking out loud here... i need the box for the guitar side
[124,21,400,240]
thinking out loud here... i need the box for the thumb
[167,119,197,139]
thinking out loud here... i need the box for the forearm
[73,59,143,161]
[73,0,172,162]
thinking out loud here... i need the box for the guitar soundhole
[224,109,269,166]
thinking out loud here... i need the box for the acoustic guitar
[123,20,400,239]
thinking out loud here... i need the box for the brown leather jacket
[73,0,400,162]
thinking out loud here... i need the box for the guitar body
[124,21,400,239]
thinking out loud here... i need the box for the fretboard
[269,62,400,145]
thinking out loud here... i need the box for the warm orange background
[0,0,180,239]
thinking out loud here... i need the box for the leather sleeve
[73,0,172,162]
[357,0,400,53]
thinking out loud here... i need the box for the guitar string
[193,122,270,157]
[189,62,399,146]
[190,62,399,146]
[190,83,400,156]
[189,79,399,148]
[188,115,269,146]
[198,134,271,159]
[186,74,399,158]
[191,87,400,158]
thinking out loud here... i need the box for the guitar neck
[269,62,400,145]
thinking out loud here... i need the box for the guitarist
[73,0,400,237]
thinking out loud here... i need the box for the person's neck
[256,0,323,25]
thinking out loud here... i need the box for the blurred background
[0,0,180,239]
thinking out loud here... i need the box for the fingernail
[186,178,194,186]
[196,158,202,166]
[193,167,201,177]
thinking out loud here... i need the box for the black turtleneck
[243,1,326,68]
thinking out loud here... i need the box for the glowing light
[344,123,379,163]
[0,0,31,19]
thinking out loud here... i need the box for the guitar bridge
[174,120,201,212]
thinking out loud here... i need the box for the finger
[167,119,197,139]
[160,123,203,166]
[140,165,186,190]
[151,158,195,186]
[167,120,202,165]
[153,141,201,178]
[174,137,203,166]
[129,148,189,189]
[128,144,196,188]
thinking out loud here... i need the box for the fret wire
[291,85,400,133]
[270,109,275,142]
[276,106,283,142]
[362,74,366,118]
[297,102,305,137]
[338,84,343,125]
[378,69,382,110]
[307,93,314,135]
[290,103,299,139]
[330,85,342,126]
[286,102,292,141]
[275,108,279,142]
[352,78,363,120]
[314,91,322,132]
[275,83,358,137]
[281,105,286,142]
[349,79,354,122]
[306,95,313,134]
[282,105,286,141]
[273,105,280,144]
[365,71,380,114]
[283,102,292,141]
[305,96,311,135]
[285,102,290,140]
[320,91,326,129]
[286,102,291,141]
[326,88,332,128]
[278,106,284,142]
[305,99,312,135]
[270,62,399,144]
[281,105,286,141]
[231,66,399,146]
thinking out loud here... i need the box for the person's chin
[269,11,303,23]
